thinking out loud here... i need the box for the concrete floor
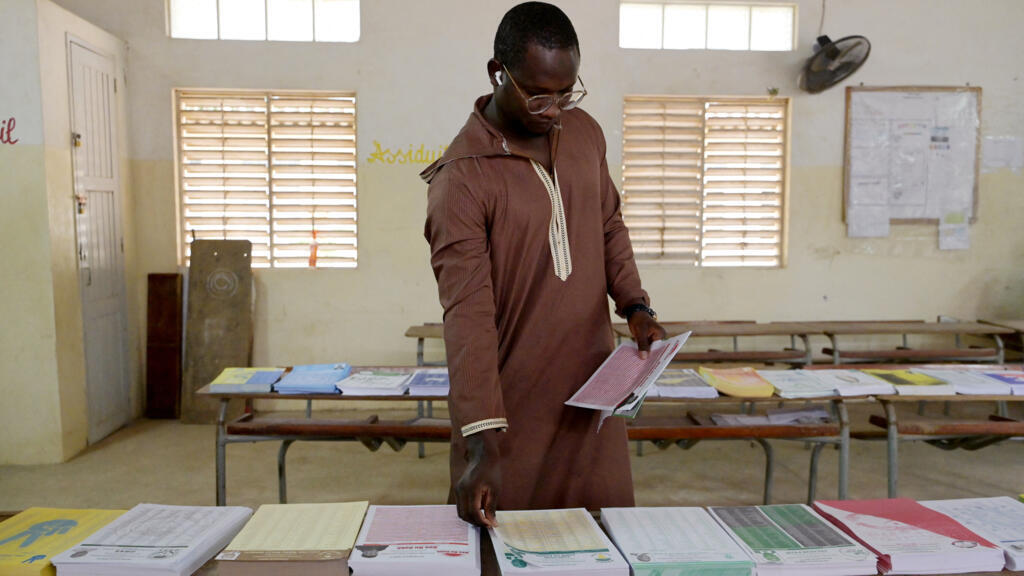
[2,402,1022,511]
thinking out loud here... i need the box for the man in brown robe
[421,2,665,527]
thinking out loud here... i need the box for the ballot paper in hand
[565,333,689,422]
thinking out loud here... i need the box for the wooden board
[180,240,253,424]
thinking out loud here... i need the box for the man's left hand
[628,311,667,359]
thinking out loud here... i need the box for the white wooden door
[69,40,130,443]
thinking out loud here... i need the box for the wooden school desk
[198,382,856,507]
[980,319,1024,353]
[612,321,822,365]
[808,321,1014,364]
[868,394,1024,498]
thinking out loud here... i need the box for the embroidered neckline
[529,160,572,282]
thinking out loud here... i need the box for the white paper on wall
[847,205,890,238]
[981,135,1023,174]
[846,89,979,225]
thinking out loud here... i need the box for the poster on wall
[843,86,981,239]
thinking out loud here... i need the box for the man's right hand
[455,428,502,528]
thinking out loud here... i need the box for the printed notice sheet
[601,507,754,575]
[490,509,628,574]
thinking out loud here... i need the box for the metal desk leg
[884,401,899,498]
[836,400,849,500]
[754,438,774,505]
[417,400,425,459]
[828,334,840,365]
[216,399,229,506]
[807,442,826,504]
[278,440,295,504]
[994,334,1005,364]
[799,334,812,365]
[416,337,425,367]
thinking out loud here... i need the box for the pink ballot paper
[566,333,689,413]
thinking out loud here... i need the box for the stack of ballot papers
[274,363,352,394]
[862,369,955,396]
[920,497,1024,571]
[216,501,367,576]
[698,367,775,398]
[600,507,754,575]
[490,508,629,575]
[349,505,479,576]
[912,369,1012,395]
[209,367,285,393]
[51,503,252,576]
[405,369,451,397]
[807,369,896,396]
[649,368,718,398]
[981,371,1024,395]
[0,507,125,576]
[813,498,1005,574]
[565,333,689,421]
[708,504,876,575]
[710,406,831,426]
[757,370,837,398]
[336,371,411,396]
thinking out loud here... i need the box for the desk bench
[869,395,1024,497]
[203,386,853,507]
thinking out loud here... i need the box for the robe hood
[419,95,512,184]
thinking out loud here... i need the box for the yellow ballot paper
[217,501,368,575]
[490,508,629,574]
[863,369,945,386]
[0,508,124,576]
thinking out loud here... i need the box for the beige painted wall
[26,0,1024,420]
[0,0,65,465]
[0,0,135,465]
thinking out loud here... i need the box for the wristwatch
[623,303,657,321]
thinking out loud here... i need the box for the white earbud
[493,71,502,84]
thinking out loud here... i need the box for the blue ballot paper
[275,363,352,394]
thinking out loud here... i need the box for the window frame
[166,0,361,43]
[619,1,797,52]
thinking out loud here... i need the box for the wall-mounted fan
[800,34,871,94]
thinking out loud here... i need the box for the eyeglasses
[501,64,587,115]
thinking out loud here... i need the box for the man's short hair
[494,2,580,74]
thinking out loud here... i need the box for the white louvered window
[175,90,357,268]
[622,96,788,267]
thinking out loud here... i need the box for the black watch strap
[623,303,657,321]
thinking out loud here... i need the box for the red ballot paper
[813,498,1004,575]
[566,333,688,411]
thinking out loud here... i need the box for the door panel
[70,40,129,443]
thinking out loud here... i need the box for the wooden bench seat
[226,414,452,440]
[628,415,839,440]
[867,414,1024,436]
